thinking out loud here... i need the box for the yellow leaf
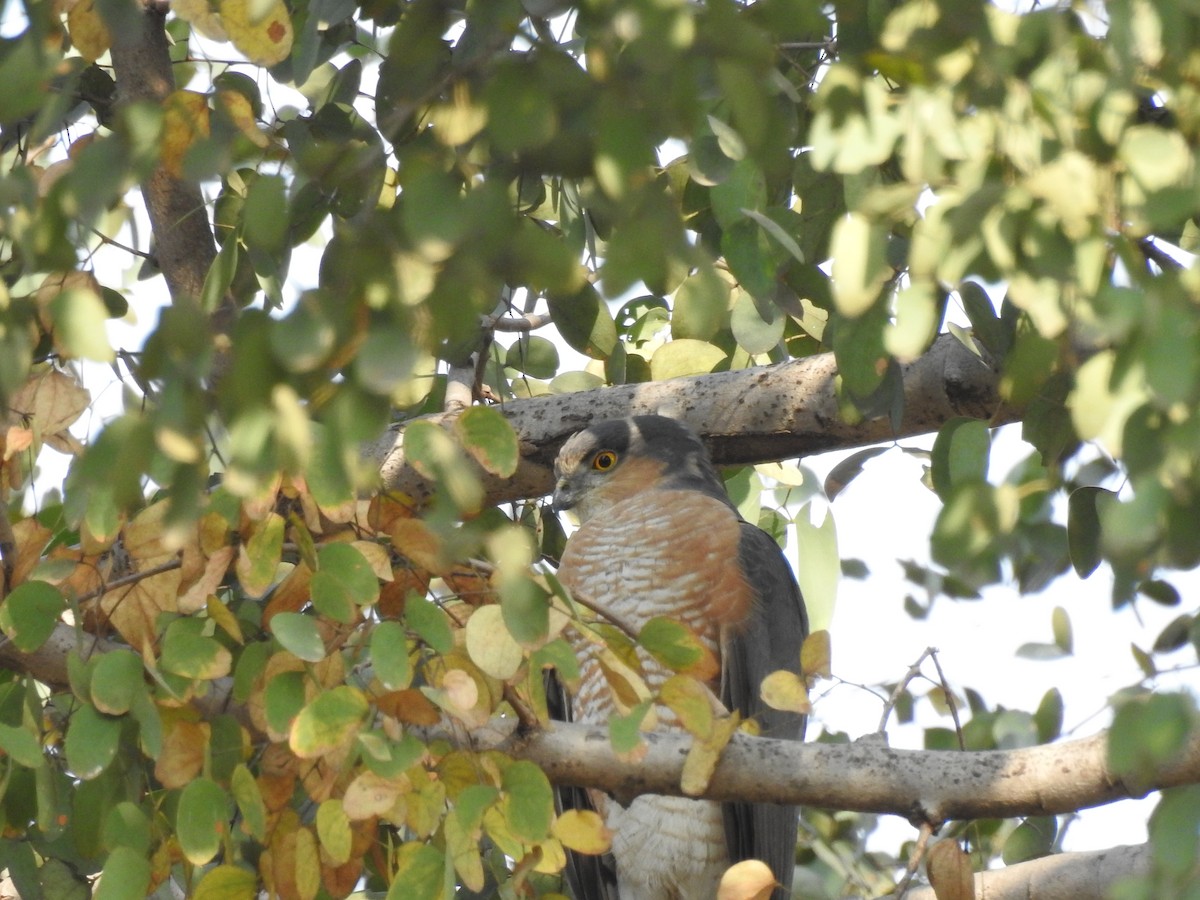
[551,809,612,855]
[596,647,650,712]
[216,89,270,148]
[681,713,739,797]
[123,500,178,566]
[67,0,111,62]
[442,668,480,714]
[718,859,778,900]
[759,669,812,715]
[205,591,245,644]
[465,605,524,680]
[800,629,832,680]
[342,770,409,821]
[659,674,715,738]
[219,0,293,66]
[315,799,352,866]
[172,0,228,40]
[161,90,211,179]
[154,715,207,789]
[235,511,284,597]
[446,811,486,891]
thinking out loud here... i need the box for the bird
[549,415,809,900]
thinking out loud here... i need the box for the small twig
[75,556,184,606]
[927,649,965,751]
[484,312,553,332]
[560,588,640,644]
[893,820,937,898]
[878,647,936,733]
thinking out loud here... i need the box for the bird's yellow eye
[592,450,618,471]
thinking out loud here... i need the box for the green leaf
[456,405,519,478]
[371,621,413,690]
[1149,785,1200,878]
[49,287,116,361]
[1001,816,1057,865]
[404,420,484,514]
[830,212,890,318]
[639,617,714,677]
[1108,692,1196,787]
[500,760,554,843]
[404,593,453,655]
[230,763,267,842]
[1034,688,1064,743]
[1051,606,1073,655]
[649,339,726,380]
[192,865,259,900]
[710,158,767,229]
[242,172,288,255]
[177,777,231,866]
[92,846,152,900]
[1068,486,1112,578]
[730,290,784,355]
[0,581,65,653]
[0,722,44,769]
[504,335,559,379]
[794,503,839,633]
[672,266,730,342]
[547,285,618,359]
[90,650,144,715]
[270,612,326,662]
[103,801,152,855]
[264,670,306,736]
[311,542,380,623]
[290,686,370,759]
[388,842,444,900]
[930,418,991,501]
[499,573,549,647]
[65,703,121,780]
[160,631,233,680]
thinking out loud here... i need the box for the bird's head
[551,416,725,523]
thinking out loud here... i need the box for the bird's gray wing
[545,669,620,900]
[721,521,809,898]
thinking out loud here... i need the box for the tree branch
[108,1,230,369]
[886,842,1152,900]
[502,723,1200,823]
[369,333,1011,506]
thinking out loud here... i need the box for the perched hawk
[550,415,809,900]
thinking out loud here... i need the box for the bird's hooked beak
[550,477,576,515]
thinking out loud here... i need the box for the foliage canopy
[0,0,1198,897]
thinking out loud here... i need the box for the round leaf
[0,581,66,653]
[177,777,232,866]
[270,612,327,662]
[289,686,370,759]
[65,703,121,780]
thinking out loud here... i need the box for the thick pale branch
[503,723,1200,823]
[889,842,1152,900]
[369,333,1011,505]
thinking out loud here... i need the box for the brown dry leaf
[262,562,312,624]
[1,427,33,473]
[9,368,90,440]
[351,540,393,582]
[98,566,182,650]
[927,839,976,900]
[444,568,496,605]
[390,518,448,575]
[124,500,178,566]
[367,493,416,535]
[155,715,208,789]
[376,567,431,618]
[8,518,52,588]
[343,770,410,821]
[178,545,234,614]
[376,689,441,727]
[66,0,110,62]
[717,860,778,900]
[551,809,612,856]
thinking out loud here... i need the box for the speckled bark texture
[369,332,1011,506]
